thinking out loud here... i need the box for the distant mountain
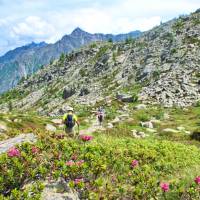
[0,28,141,94]
[0,9,199,114]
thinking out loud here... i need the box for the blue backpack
[65,114,75,128]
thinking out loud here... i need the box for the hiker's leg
[65,127,73,137]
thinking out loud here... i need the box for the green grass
[1,104,200,199]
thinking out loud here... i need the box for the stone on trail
[0,133,37,154]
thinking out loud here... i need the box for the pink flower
[194,176,200,185]
[66,160,75,166]
[80,135,93,141]
[76,160,85,166]
[31,146,39,154]
[160,182,169,192]
[131,160,139,168]
[7,147,20,157]
[74,178,83,185]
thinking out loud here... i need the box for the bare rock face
[0,133,37,154]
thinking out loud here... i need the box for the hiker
[63,107,80,137]
[97,106,104,126]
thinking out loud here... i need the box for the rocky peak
[70,27,89,37]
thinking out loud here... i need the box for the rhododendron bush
[0,133,200,199]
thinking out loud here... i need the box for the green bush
[1,135,200,199]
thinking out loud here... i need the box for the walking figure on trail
[97,106,105,126]
[63,107,80,137]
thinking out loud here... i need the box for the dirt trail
[79,118,106,135]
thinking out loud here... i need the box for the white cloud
[12,16,55,41]
[0,0,200,55]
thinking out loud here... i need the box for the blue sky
[0,0,199,55]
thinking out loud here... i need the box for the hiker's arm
[62,114,66,124]
[76,120,80,127]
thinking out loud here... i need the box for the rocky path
[79,117,106,135]
[0,133,36,154]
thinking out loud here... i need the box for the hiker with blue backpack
[63,107,80,137]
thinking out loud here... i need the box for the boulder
[46,124,57,132]
[111,117,120,124]
[140,121,154,129]
[137,131,146,138]
[41,178,80,200]
[131,130,147,138]
[118,114,129,120]
[107,123,114,129]
[135,104,147,110]
[62,88,75,99]
[0,133,36,154]
[116,93,134,103]
[79,88,90,96]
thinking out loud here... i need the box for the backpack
[65,114,75,128]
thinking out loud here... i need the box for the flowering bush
[7,147,20,157]
[74,178,83,185]
[160,182,169,192]
[194,176,200,185]
[1,131,200,199]
[31,146,39,154]
[131,159,139,168]
[66,160,84,167]
[80,135,93,141]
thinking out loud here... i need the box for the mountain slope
[0,10,199,114]
[0,28,141,94]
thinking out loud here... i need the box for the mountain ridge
[0,28,141,94]
[0,9,199,114]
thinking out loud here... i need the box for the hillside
[0,28,141,94]
[0,10,199,114]
[0,9,200,200]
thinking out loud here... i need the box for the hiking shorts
[65,127,74,137]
